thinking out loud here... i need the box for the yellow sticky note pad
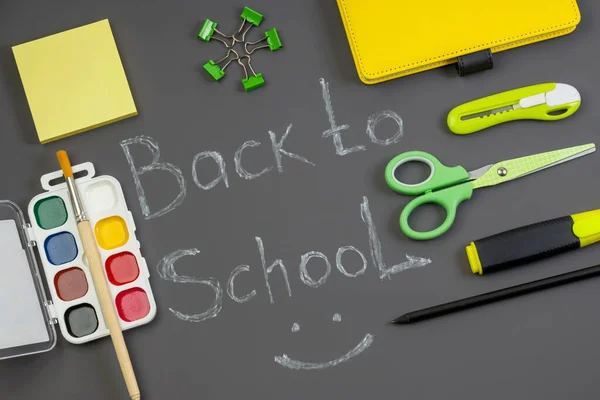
[12,19,137,143]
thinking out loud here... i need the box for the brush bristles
[56,150,73,178]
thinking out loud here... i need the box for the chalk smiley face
[274,313,375,370]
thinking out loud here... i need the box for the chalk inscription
[121,78,406,220]
[155,196,430,321]
[276,313,372,370]
[275,333,375,370]
[120,78,432,370]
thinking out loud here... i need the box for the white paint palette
[0,162,156,359]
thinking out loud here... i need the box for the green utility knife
[447,83,581,135]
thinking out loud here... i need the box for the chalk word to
[157,196,431,322]
[120,78,404,219]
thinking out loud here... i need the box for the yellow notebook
[13,20,137,143]
[336,0,581,84]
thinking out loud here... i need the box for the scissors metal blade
[469,143,596,189]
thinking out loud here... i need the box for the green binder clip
[198,19,232,47]
[197,6,281,92]
[203,49,239,81]
[233,6,264,42]
[203,61,225,81]
[198,19,217,41]
[265,28,282,51]
[242,74,265,92]
[238,55,265,91]
[244,28,282,54]
[241,6,263,26]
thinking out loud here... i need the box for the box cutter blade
[447,83,581,135]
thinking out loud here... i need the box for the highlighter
[467,210,600,275]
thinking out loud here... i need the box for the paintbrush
[57,151,141,400]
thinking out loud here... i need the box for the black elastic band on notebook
[456,49,494,76]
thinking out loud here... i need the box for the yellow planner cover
[336,0,581,84]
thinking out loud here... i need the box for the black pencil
[392,264,600,324]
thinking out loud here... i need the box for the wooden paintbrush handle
[78,220,141,400]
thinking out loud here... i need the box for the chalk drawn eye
[291,313,342,333]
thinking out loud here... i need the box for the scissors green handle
[398,183,473,240]
[385,152,474,240]
[386,144,596,240]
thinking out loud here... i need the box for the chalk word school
[119,78,431,322]
[155,196,430,322]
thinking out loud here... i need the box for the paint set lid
[0,200,57,360]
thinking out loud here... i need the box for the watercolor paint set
[0,162,156,359]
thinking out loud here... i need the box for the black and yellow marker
[467,210,600,275]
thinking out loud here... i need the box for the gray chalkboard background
[2,1,600,399]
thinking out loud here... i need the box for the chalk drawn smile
[274,313,375,370]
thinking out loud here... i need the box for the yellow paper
[12,19,137,143]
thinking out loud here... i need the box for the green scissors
[385,143,596,240]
